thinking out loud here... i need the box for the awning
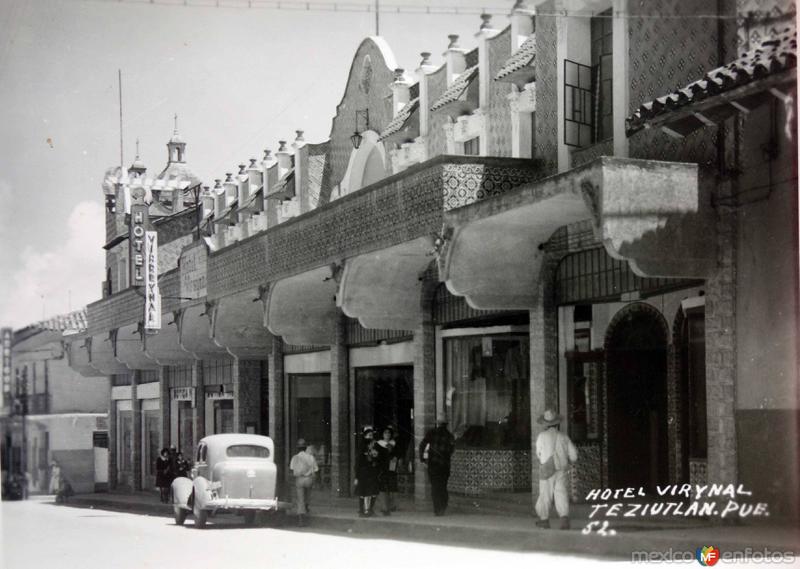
[439,157,712,309]
[114,324,159,370]
[336,237,432,331]
[64,334,102,377]
[178,303,228,358]
[142,314,191,363]
[265,265,338,346]
[210,289,272,359]
[430,65,479,115]
[265,171,295,201]
[88,332,130,375]
[626,23,796,137]
[494,34,536,87]
[379,97,420,142]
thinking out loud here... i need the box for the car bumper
[205,497,280,511]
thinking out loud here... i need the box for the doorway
[605,305,669,493]
[289,374,331,489]
[142,410,160,490]
[355,366,414,476]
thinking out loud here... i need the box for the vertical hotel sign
[144,230,161,330]
[129,187,148,287]
[1,327,11,397]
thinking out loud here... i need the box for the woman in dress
[155,448,171,503]
[376,427,398,515]
[354,426,379,517]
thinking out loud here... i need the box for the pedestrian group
[157,407,578,530]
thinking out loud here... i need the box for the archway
[339,130,387,196]
[605,303,669,492]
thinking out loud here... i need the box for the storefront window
[444,335,530,449]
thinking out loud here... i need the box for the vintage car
[172,434,281,528]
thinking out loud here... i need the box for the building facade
[66,0,798,517]
[1,310,109,495]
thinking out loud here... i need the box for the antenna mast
[118,69,124,169]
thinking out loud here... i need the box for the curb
[62,497,797,561]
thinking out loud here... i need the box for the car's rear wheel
[244,510,257,526]
[174,505,187,526]
[193,502,208,528]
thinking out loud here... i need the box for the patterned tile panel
[487,27,514,157]
[450,449,532,495]
[628,21,796,132]
[426,66,450,157]
[442,162,541,210]
[571,442,602,503]
[737,0,796,51]
[534,1,558,175]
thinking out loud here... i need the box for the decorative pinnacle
[173,113,179,135]
[225,173,233,182]
[394,68,405,81]
[278,140,287,152]
[214,179,222,189]
[420,52,432,66]
[295,130,304,142]
[480,13,492,30]
[135,138,141,159]
[263,149,272,161]
[447,34,459,48]
[249,158,257,168]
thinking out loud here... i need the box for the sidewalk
[62,490,799,560]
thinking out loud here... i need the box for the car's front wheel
[174,505,187,526]
[193,501,208,528]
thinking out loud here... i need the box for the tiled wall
[449,449,532,495]
[426,66,450,157]
[533,1,558,175]
[486,27,513,157]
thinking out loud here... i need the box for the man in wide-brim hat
[534,409,578,530]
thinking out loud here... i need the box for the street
[1,498,606,569]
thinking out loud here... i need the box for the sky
[0,0,511,329]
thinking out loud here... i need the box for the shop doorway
[142,410,160,490]
[289,374,331,489]
[605,305,668,493]
[355,366,414,477]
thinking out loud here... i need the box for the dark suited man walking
[419,415,455,516]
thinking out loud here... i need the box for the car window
[225,444,270,458]
[197,444,206,463]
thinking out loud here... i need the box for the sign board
[172,387,195,407]
[129,188,149,288]
[180,243,208,301]
[144,230,161,330]
[206,390,234,400]
[1,327,11,396]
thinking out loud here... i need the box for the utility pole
[375,0,379,35]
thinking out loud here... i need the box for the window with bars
[564,9,614,148]
[591,8,614,142]
[564,59,593,147]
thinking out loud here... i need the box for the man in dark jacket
[419,417,455,516]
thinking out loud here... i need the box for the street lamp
[350,109,370,149]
